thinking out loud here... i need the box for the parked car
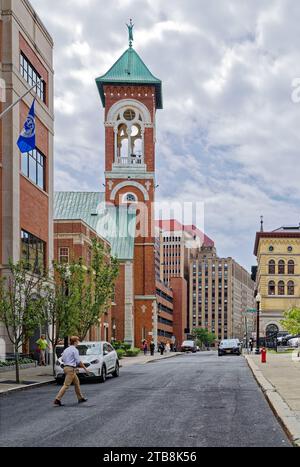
[218,339,241,356]
[287,337,300,348]
[281,334,294,346]
[55,341,119,384]
[181,340,197,353]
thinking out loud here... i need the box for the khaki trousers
[56,367,84,401]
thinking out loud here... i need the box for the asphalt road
[0,352,291,447]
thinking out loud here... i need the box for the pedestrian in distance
[150,340,155,356]
[165,341,171,353]
[36,334,49,366]
[159,342,165,356]
[249,338,254,353]
[53,336,89,407]
[143,340,148,356]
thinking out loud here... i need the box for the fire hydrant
[261,347,267,363]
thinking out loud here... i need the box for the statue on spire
[127,19,134,47]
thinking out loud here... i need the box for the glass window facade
[21,148,46,190]
[20,53,46,102]
[21,230,46,274]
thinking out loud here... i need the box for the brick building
[54,192,113,342]
[189,245,255,342]
[0,0,54,351]
[54,34,164,349]
[156,219,214,286]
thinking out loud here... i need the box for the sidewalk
[0,352,182,395]
[0,365,54,395]
[245,351,300,447]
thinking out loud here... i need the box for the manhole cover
[0,380,37,385]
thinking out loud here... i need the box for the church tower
[96,21,163,347]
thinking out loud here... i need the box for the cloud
[30,0,300,271]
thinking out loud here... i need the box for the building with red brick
[54,192,113,342]
[0,0,54,351]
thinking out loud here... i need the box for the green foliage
[0,358,35,367]
[125,348,140,357]
[281,307,300,335]
[69,239,119,341]
[192,327,217,347]
[112,341,131,351]
[0,260,49,382]
[116,349,125,360]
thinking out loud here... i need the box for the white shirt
[61,345,81,367]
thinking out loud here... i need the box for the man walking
[53,336,89,407]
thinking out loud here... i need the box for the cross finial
[127,19,134,48]
[260,215,264,232]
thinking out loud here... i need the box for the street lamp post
[255,293,262,355]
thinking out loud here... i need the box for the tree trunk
[52,344,56,377]
[15,344,20,384]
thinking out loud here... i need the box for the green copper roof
[96,47,163,109]
[54,192,136,261]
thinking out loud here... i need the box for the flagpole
[0,84,36,120]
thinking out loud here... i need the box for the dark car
[218,339,241,356]
[181,340,197,353]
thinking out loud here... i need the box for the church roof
[54,192,136,261]
[95,47,163,109]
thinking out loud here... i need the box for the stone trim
[110,181,150,201]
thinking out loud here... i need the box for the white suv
[55,341,119,384]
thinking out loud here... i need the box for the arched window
[122,192,138,204]
[278,260,285,275]
[266,324,279,337]
[268,260,275,274]
[288,260,295,275]
[268,281,275,295]
[287,281,295,296]
[278,281,285,296]
[115,107,144,165]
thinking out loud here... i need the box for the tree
[71,240,119,341]
[44,240,119,375]
[43,262,79,376]
[192,327,217,349]
[0,260,48,383]
[281,307,300,336]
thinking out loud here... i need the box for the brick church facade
[54,36,163,349]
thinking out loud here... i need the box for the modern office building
[0,0,54,351]
[189,245,255,341]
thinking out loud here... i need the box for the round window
[288,246,293,252]
[269,246,274,252]
[123,109,136,121]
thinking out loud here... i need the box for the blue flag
[17,99,36,153]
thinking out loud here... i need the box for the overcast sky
[30,0,300,271]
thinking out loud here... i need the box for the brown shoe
[53,399,64,407]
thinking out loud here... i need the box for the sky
[30,0,300,272]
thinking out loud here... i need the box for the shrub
[125,348,140,357]
[0,358,35,367]
[116,349,125,360]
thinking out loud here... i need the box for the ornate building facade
[254,225,300,336]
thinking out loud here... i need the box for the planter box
[0,363,37,373]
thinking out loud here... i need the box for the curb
[245,355,300,447]
[0,379,55,397]
[145,353,184,364]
